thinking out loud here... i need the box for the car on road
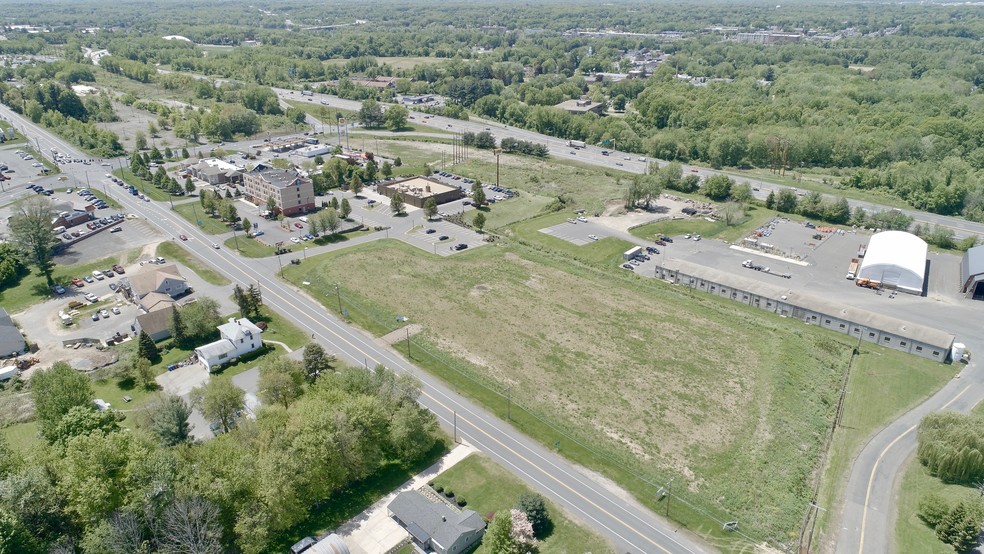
[111,306,121,315]
[84,293,98,302]
[615,162,623,166]
[425,228,436,234]
[52,285,66,295]
[690,168,699,173]
[100,309,110,318]
[294,222,303,229]
[179,234,187,241]
[587,234,599,240]
[438,235,449,241]
[211,243,220,249]
[638,157,647,162]
[569,151,576,155]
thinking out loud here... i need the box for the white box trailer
[0,366,18,381]
[623,246,643,261]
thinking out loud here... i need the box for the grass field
[224,235,276,258]
[285,239,857,545]
[813,348,953,544]
[1,421,40,452]
[434,454,613,553]
[628,205,775,243]
[895,460,977,553]
[156,241,231,286]
[172,202,233,235]
[0,120,26,143]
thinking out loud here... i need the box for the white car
[290,237,301,244]
[111,306,121,315]
[99,309,110,318]
[84,293,99,302]
[91,270,105,280]
[577,216,587,222]
[211,243,220,249]
[587,234,599,241]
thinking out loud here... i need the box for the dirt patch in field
[593,194,706,234]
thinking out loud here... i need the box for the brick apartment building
[242,164,315,216]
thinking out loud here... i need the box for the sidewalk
[338,442,476,554]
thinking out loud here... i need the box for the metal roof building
[655,259,954,362]
[960,244,984,300]
[857,231,927,295]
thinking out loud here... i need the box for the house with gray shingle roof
[388,490,485,554]
[0,309,27,358]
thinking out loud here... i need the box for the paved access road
[1,105,716,554]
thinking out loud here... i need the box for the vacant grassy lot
[156,242,231,286]
[172,202,232,235]
[629,205,776,243]
[435,454,613,553]
[286,239,854,542]
[224,235,276,258]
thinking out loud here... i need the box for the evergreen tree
[185,177,196,195]
[137,330,160,361]
[937,501,983,552]
[181,147,189,159]
[247,284,263,318]
[170,307,187,348]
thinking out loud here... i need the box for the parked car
[92,270,105,280]
[109,226,122,232]
[621,263,634,270]
[52,285,66,295]
[438,235,449,241]
[425,228,436,234]
[100,309,110,318]
[111,306,121,315]
[84,293,98,302]
[103,269,115,277]
[454,243,469,251]
[294,222,304,229]
[72,277,84,287]
[290,237,300,244]
[112,264,125,274]
[587,234,599,240]
[91,313,100,321]
[251,230,264,237]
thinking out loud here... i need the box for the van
[52,226,67,234]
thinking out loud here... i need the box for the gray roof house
[0,309,27,358]
[960,245,984,300]
[388,490,485,554]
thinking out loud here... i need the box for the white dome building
[857,231,927,295]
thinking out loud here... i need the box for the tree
[390,192,405,215]
[30,361,94,442]
[384,104,409,130]
[472,182,486,205]
[258,357,305,409]
[516,493,550,538]
[8,197,58,285]
[266,195,277,214]
[775,189,799,213]
[190,378,244,433]
[381,161,393,179]
[0,508,39,554]
[247,284,263,315]
[485,511,516,554]
[181,147,189,159]
[419,198,438,220]
[825,197,851,224]
[765,190,776,210]
[394,157,402,167]
[340,198,352,219]
[232,284,255,319]
[48,405,120,446]
[702,175,733,201]
[731,183,753,205]
[170,307,187,347]
[612,94,627,111]
[358,99,385,128]
[134,357,155,389]
[137,330,160,361]
[323,208,341,235]
[719,202,745,226]
[936,501,983,552]
[134,131,147,151]
[509,509,538,552]
[149,395,192,446]
[349,173,364,196]
[919,493,951,529]
[159,496,223,554]
[918,412,984,484]
[241,217,251,235]
[181,297,222,340]
[302,343,335,382]
[473,211,486,231]
[388,404,438,461]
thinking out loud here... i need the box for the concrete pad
[338,442,476,554]
[157,362,208,396]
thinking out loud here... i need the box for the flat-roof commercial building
[376,176,463,209]
[655,259,954,362]
[555,98,605,115]
[857,231,928,295]
[960,245,984,300]
[242,164,315,217]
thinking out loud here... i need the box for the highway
[0,104,716,554]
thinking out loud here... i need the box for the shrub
[444,489,454,498]
[516,493,550,538]
[457,497,467,507]
[434,485,443,493]
[918,493,951,528]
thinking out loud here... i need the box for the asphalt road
[0,105,717,554]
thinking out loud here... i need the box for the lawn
[0,120,26,143]
[156,242,231,286]
[112,168,174,202]
[895,460,977,553]
[434,454,613,553]
[628,205,776,243]
[224,235,276,258]
[0,252,138,315]
[284,239,857,547]
[481,194,555,230]
[508,212,636,266]
[813,347,953,543]
[1,421,40,453]
[172,202,233,235]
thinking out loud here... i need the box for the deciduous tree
[8,197,58,285]
[258,357,305,409]
[390,192,405,215]
[30,361,94,442]
[191,378,244,433]
[149,395,192,446]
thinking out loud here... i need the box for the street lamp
[334,283,342,313]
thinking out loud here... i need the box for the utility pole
[453,411,457,443]
[494,148,502,188]
[335,283,342,313]
[406,327,411,359]
[506,385,511,420]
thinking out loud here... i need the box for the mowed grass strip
[172,202,232,235]
[435,454,614,553]
[156,241,231,286]
[286,239,852,543]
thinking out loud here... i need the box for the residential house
[131,303,178,342]
[388,490,485,554]
[123,264,190,302]
[195,318,263,372]
[242,164,315,216]
[0,308,27,358]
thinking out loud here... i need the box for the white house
[195,318,263,372]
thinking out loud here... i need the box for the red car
[71,277,84,287]
[294,222,304,229]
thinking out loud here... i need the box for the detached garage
[857,231,927,295]
[960,245,984,300]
